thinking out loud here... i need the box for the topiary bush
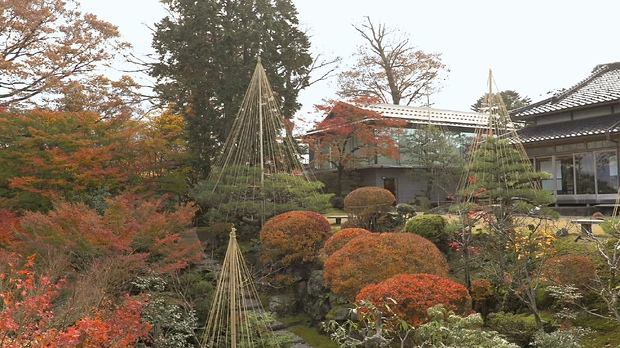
[403,214,448,246]
[323,228,371,256]
[343,187,395,231]
[260,210,331,268]
[323,232,449,301]
[356,273,471,327]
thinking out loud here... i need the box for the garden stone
[269,294,298,315]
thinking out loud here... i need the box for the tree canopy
[336,16,448,105]
[470,90,532,112]
[303,100,405,196]
[0,0,134,110]
[150,0,314,180]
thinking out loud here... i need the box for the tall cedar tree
[150,0,313,180]
[0,0,135,110]
[303,100,405,197]
[337,16,447,105]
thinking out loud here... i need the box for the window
[574,153,595,194]
[596,151,618,194]
[556,155,574,195]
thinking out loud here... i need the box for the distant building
[512,62,620,206]
[308,102,487,204]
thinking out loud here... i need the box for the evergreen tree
[150,0,313,180]
[452,136,556,330]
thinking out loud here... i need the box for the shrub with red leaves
[323,232,449,300]
[260,210,331,267]
[323,228,371,256]
[542,254,597,291]
[344,187,395,231]
[356,273,471,327]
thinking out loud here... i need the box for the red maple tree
[303,99,406,196]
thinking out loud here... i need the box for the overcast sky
[82,0,620,120]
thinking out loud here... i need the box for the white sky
[82,0,620,121]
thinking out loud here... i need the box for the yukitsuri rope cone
[201,226,279,347]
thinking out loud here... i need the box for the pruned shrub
[403,214,448,246]
[260,210,331,268]
[396,203,416,220]
[343,187,395,231]
[356,273,471,327]
[323,232,449,300]
[542,254,596,292]
[323,228,371,256]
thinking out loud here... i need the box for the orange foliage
[0,209,19,246]
[14,194,202,275]
[0,253,150,347]
[542,254,597,291]
[470,278,494,302]
[0,109,150,211]
[356,273,471,327]
[323,228,371,256]
[344,187,395,210]
[323,232,449,300]
[260,210,331,267]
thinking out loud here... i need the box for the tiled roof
[516,113,620,143]
[363,103,488,129]
[512,62,620,118]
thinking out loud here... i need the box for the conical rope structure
[201,226,279,347]
[203,57,323,226]
[454,69,544,206]
[450,70,556,290]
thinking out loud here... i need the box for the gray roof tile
[512,63,620,118]
[516,113,620,143]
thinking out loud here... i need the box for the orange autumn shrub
[356,273,471,327]
[323,228,371,256]
[260,210,331,267]
[344,187,395,231]
[324,232,449,300]
[542,254,597,291]
[470,278,494,302]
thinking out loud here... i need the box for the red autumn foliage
[542,254,597,291]
[14,194,203,275]
[344,187,396,231]
[344,186,395,211]
[0,110,148,211]
[356,273,471,327]
[323,232,449,300]
[303,100,405,196]
[470,278,494,302]
[323,228,371,256]
[0,253,150,347]
[260,210,331,267]
[0,209,19,246]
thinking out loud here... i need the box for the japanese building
[512,62,620,206]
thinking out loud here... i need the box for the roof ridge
[551,64,611,103]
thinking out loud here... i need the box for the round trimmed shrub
[323,228,371,256]
[323,232,449,300]
[403,214,448,245]
[542,254,597,291]
[260,210,331,267]
[356,273,471,326]
[343,187,396,231]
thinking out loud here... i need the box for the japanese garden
[2,1,620,348]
